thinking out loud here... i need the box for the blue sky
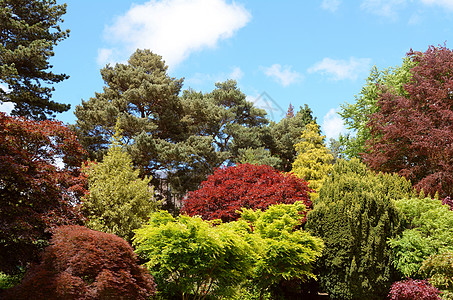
[2,0,453,140]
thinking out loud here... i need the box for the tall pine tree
[0,0,70,120]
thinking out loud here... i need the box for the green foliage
[267,104,316,171]
[338,58,415,159]
[389,197,453,278]
[238,147,282,168]
[307,158,412,299]
[133,211,254,299]
[82,136,159,242]
[74,50,268,195]
[0,0,71,120]
[240,202,324,297]
[292,121,334,197]
[0,272,23,290]
[134,202,323,300]
[421,252,453,300]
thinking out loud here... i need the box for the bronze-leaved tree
[0,113,86,275]
[365,45,453,198]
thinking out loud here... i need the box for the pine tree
[0,0,71,120]
[292,121,334,197]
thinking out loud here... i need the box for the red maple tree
[0,113,87,274]
[3,226,156,299]
[181,163,312,222]
[364,45,453,198]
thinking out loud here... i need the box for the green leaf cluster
[82,139,159,242]
[0,0,71,119]
[73,50,270,195]
[240,202,324,296]
[307,158,412,299]
[338,58,415,159]
[291,121,334,197]
[420,251,453,300]
[389,197,453,279]
[133,202,324,300]
[133,211,255,300]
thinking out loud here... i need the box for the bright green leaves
[292,121,334,197]
[389,197,453,278]
[338,58,415,159]
[82,141,159,242]
[133,202,324,299]
[133,211,254,299]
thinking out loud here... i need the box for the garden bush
[181,163,312,222]
[3,226,155,300]
[388,278,441,300]
[307,158,412,299]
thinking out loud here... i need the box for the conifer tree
[0,0,71,120]
[267,104,316,171]
[81,129,159,242]
[307,158,412,299]
[292,121,334,196]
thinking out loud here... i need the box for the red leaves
[365,45,453,198]
[388,279,441,300]
[0,113,88,274]
[181,163,312,222]
[3,226,156,300]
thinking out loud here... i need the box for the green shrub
[307,158,412,299]
[389,197,453,278]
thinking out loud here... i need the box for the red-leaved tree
[364,45,453,198]
[181,163,312,222]
[3,226,156,299]
[0,112,87,274]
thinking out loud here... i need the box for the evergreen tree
[81,131,159,242]
[292,121,334,196]
[0,0,70,120]
[307,158,412,299]
[267,104,316,171]
[74,51,269,195]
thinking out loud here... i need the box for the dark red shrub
[3,226,156,300]
[388,279,441,300]
[181,163,312,222]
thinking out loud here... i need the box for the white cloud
[420,0,453,10]
[100,0,251,68]
[97,48,115,66]
[322,108,347,141]
[0,101,14,115]
[185,66,244,87]
[308,57,371,81]
[360,0,406,19]
[0,83,14,115]
[321,0,341,12]
[262,64,303,87]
